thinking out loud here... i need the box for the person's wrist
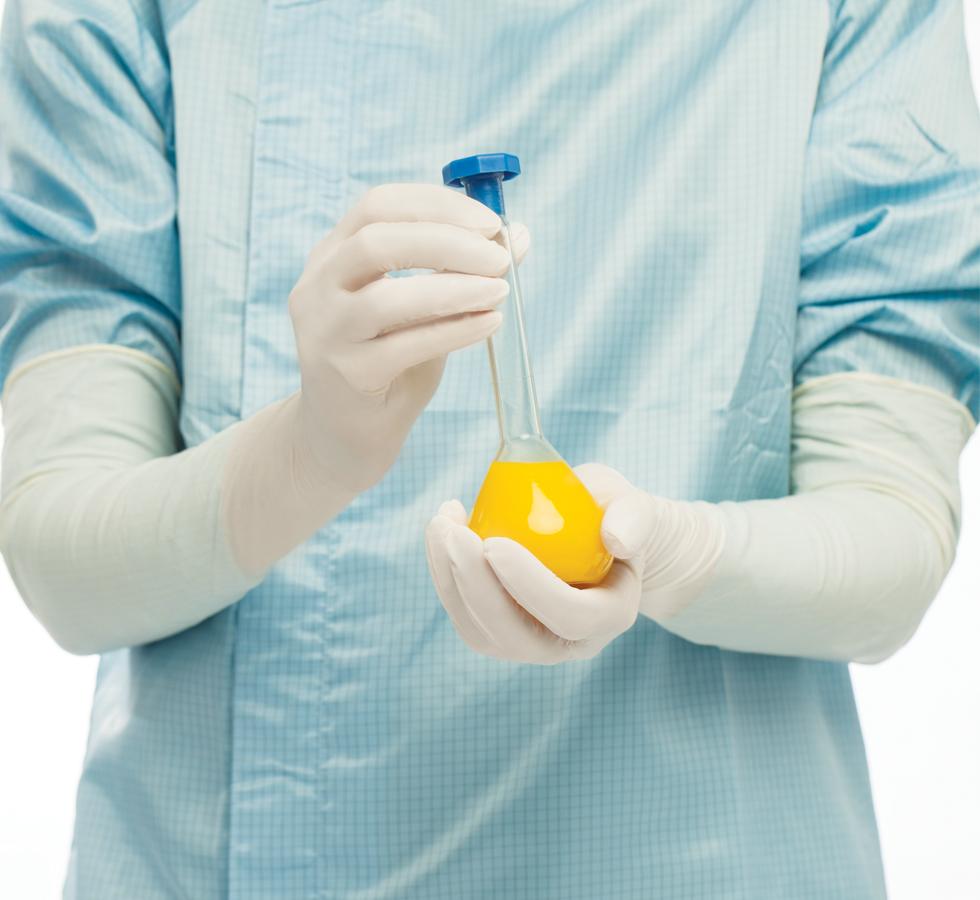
[280,391,363,503]
[221,393,361,576]
[636,497,728,622]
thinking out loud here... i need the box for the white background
[0,3,978,898]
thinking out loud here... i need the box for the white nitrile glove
[0,183,530,654]
[424,464,648,664]
[288,184,512,492]
[225,184,530,573]
[425,373,973,664]
[424,461,703,664]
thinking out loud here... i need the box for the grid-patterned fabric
[1,0,978,897]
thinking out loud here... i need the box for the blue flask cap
[442,153,521,216]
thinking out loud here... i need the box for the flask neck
[495,434,562,464]
[485,217,546,450]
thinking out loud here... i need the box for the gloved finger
[506,222,530,265]
[445,526,569,664]
[599,491,655,560]
[572,462,636,508]
[427,500,539,660]
[425,514,497,656]
[332,221,510,290]
[336,183,502,242]
[483,537,640,642]
[370,309,502,385]
[351,272,509,340]
[437,498,468,525]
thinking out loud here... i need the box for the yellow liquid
[469,460,613,587]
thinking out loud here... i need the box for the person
[0,0,977,896]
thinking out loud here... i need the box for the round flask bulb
[469,449,613,587]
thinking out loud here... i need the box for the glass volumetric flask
[442,153,613,587]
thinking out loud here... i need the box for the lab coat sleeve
[796,0,980,419]
[0,0,181,386]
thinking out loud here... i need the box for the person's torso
[66,2,886,897]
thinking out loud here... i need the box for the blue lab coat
[1,0,978,896]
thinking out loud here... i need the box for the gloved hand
[226,184,530,573]
[424,463,708,663]
[287,183,523,494]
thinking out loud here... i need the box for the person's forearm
[657,486,948,662]
[643,373,972,662]
[220,391,357,576]
[0,346,351,654]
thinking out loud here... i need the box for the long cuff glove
[0,184,528,655]
[425,373,974,664]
